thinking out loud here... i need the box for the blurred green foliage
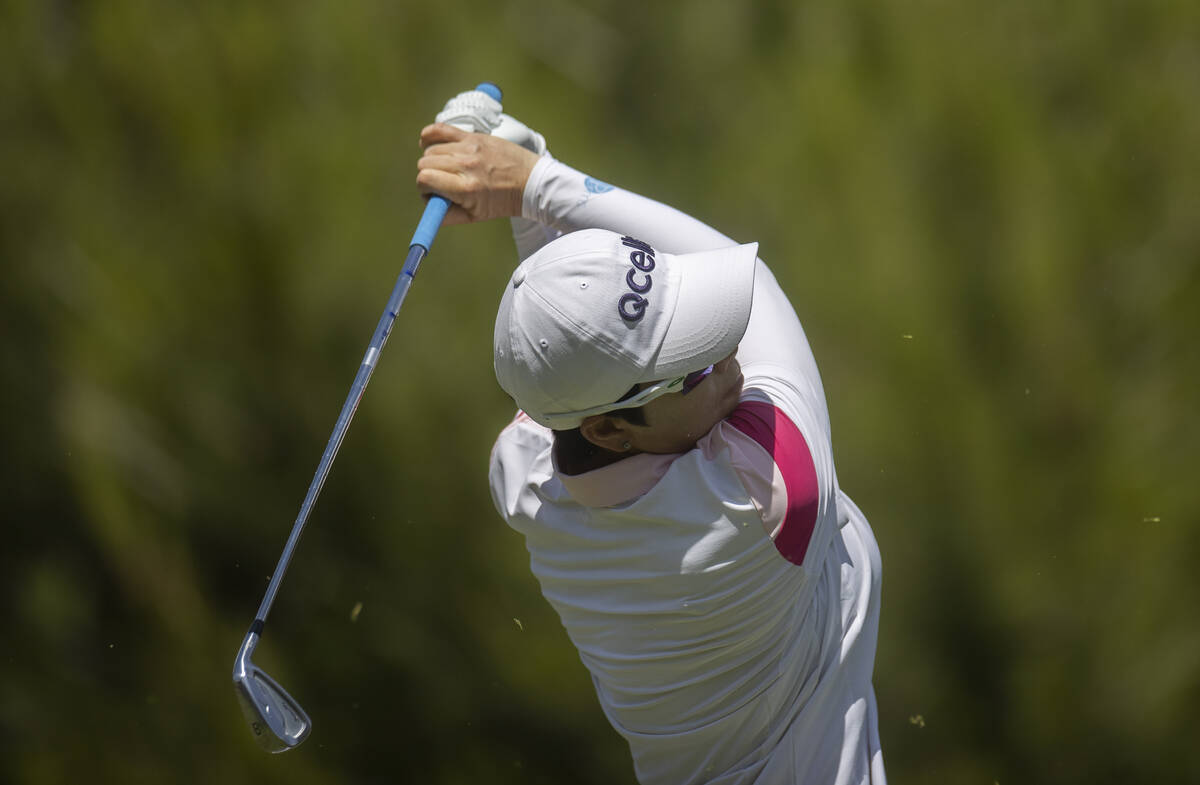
[2,0,1198,783]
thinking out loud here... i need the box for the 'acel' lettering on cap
[618,236,655,323]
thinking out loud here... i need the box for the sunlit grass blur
[2,1,1197,783]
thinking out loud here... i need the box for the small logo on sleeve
[585,177,615,194]
[618,236,655,323]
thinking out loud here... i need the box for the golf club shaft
[250,194,451,627]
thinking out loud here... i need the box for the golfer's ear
[579,414,635,452]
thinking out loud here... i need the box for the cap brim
[646,242,759,378]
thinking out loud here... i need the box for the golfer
[417,114,886,785]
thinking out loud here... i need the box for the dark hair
[552,384,646,470]
[605,384,648,427]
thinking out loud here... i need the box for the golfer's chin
[717,360,745,420]
[716,383,742,423]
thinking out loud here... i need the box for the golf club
[232,82,504,753]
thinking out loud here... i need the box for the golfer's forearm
[509,216,561,262]
[522,158,737,254]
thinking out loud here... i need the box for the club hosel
[233,627,261,680]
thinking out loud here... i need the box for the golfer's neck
[553,437,631,476]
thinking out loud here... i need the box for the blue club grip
[408,82,503,252]
[476,82,502,101]
[410,194,450,250]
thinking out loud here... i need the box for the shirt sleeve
[698,267,840,571]
[488,412,546,522]
[508,216,562,263]
[521,157,738,254]
[739,260,834,446]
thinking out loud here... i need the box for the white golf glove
[435,90,548,156]
[492,113,548,157]
[435,88,556,258]
[435,89,502,134]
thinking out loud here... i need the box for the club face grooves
[233,633,311,752]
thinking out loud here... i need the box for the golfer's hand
[416,123,539,225]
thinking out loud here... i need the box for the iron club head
[233,626,311,752]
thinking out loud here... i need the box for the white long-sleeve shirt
[489,157,886,785]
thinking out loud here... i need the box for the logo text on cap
[618,236,655,323]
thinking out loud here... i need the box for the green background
[3,0,1197,782]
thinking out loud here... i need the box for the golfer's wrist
[521,155,557,222]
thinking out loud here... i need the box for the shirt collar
[554,450,683,508]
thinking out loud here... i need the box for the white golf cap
[494,228,758,429]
